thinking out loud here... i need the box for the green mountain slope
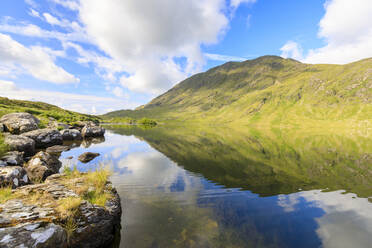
[0,97,100,126]
[104,56,372,127]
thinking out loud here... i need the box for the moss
[0,187,14,204]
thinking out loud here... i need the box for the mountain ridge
[103,56,372,127]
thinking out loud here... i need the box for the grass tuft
[0,187,14,204]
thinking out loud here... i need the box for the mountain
[103,56,372,126]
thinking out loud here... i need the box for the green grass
[0,97,100,126]
[0,133,8,157]
[0,187,14,203]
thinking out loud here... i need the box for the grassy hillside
[103,56,372,127]
[0,97,100,127]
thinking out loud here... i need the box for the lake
[60,125,372,248]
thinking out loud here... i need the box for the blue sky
[0,0,371,114]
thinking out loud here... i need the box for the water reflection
[59,126,372,248]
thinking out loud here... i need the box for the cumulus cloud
[280,40,303,61]
[0,80,137,114]
[282,0,372,64]
[78,0,229,94]
[0,33,79,84]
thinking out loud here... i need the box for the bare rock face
[0,112,40,134]
[60,129,82,141]
[22,128,63,149]
[24,151,62,182]
[0,166,28,188]
[0,174,121,248]
[0,151,24,166]
[81,125,105,138]
[78,152,100,163]
[4,135,36,156]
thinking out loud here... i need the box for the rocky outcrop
[0,151,24,166]
[24,151,62,182]
[81,125,105,138]
[0,174,121,248]
[4,135,36,156]
[0,166,28,188]
[60,129,82,141]
[22,129,63,149]
[0,112,40,134]
[78,152,100,163]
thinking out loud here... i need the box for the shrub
[137,118,157,126]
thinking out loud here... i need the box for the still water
[60,126,372,248]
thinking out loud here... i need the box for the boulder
[22,128,63,148]
[46,145,70,155]
[0,123,4,132]
[0,112,39,134]
[0,174,121,248]
[0,166,28,188]
[0,151,24,166]
[78,152,100,163]
[24,151,62,182]
[81,125,105,138]
[4,135,35,156]
[60,129,82,141]
[0,222,68,248]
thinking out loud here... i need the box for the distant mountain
[103,56,372,126]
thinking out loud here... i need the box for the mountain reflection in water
[60,125,372,248]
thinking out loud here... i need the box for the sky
[0,0,371,114]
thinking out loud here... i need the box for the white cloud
[282,0,372,64]
[50,0,80,11]
[0,80,137,114]
[280,40,303,61]
[204,53,248,62]
[230,0,256,9]
[0,33,79,84]
[28,9,40,18]
[112,86,126,98]
[78,0,229,94]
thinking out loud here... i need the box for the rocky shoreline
[0,113,121,248]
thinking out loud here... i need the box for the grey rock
[0,123,4,132]
[0,166,28,188]
[0,151,24,166]
[46,145,70,155]
[4,135,35,156]
[0,174,121,248]
[24,151,62,183]
[60,129,82,141]
[0,222,68,248]
[78,152,100,163]
[81,125,105,138]
[22,128,63,148]
[0,112,40,134]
